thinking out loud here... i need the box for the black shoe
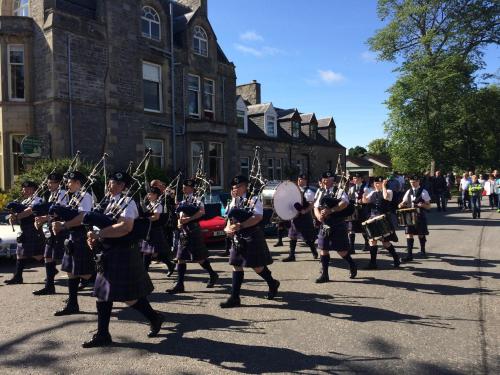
[82,333,113,348]
[349,249,355,255]
[315,274,329,283]
[273,241,283,247]
[78,278,91,291]
[420,251,427,258]
[148,313,165,338]
[4,276,23,285]
[54,304,80,316]
[282,255,296,262]
[33,286,56,295]
[167,283,185,294]
[206,273,219,288]
[364,262,378,270]
[166,263,176,277]
[393,256,401,268]
[267,280,280,300]
[220,296,241,308]
[312,250,319,259]
[349,264,357,279]
[402,256,413,263]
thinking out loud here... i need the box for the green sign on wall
[21,136,43,158]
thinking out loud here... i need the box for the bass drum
[261,181,281,209]
[273,181,302,221]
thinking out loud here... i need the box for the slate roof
[346,156,373,167]
[247,103,272,116]
[300,113,315,124]
[275,108,297,120]
[317,117,334,128]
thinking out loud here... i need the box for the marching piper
[5,181,46,285]
[313,171,357,283]
[362,176,401,269]
[167,178,219,294]
[51,171,94,316]
[347,173,370,253]
[32,172,69,295]
[398,175,431,262]
[83,171,163,348]
[221,175,279,308]
[282,174,318,262]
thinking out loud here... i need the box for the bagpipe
[145,171,182,227]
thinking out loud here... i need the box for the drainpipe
[169,1,177,171]
[67,34,74,155]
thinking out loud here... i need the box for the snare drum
[396,208,420,227]
[362,214,394,240]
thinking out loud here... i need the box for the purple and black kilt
[176,222,209,262]
[16,221,45,258]
[229,225,273,268]
[61,227,95,276]
[289,213,315,242]
[140,225,167,256]
[93,242,153,302]
[405,213,429,236]
[43,232,68,261]
[317,222,350,252]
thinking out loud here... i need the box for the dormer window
[266,115,277,137]
[142,6,160,41]
[193,26,208,57]
[292,121,300,138]
[13,0,30,16]
[310,123,317,140]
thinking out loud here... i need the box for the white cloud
[240,30,264,42]
[318,69,345,84]
[234,44,285,58]
[234,44,263,57]
[361,50,377,63]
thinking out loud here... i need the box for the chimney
[176,0,207,15]
[236,80,261,105]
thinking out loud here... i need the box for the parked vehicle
[0,212,20,258]
[199,192,228,244]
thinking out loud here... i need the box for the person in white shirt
[459,173,471,210]
[398,175,432,262]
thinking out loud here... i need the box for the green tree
[367,138,390,157]
[348,146,368,158]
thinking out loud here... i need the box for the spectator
[495,172,500,213]
[484,174,496,210]
[432,170,448,212]
[459,172,471,210]
[468,175,483,219]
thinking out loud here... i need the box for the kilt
[61,227,95,276]
[140,225,168,256]
[16,222,45,258]
[348,220,364,233]
[289,213,315,242]
[229,225,273,268]
[405,214,429,236]
[43,232,68,261]
[176,222,209,262]
[317,222,350,252]
[93,242,153,302]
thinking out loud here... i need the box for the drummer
[362,176,401,269]
[347,173,370,254]
[398,175,431,262]
[282,174,318,262]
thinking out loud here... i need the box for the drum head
[273,181,302,220]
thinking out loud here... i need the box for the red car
[199,202,227,244]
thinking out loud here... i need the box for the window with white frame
[275,158,283,180]
[8,45,25,101]
[292,120,300,138]
[266,115,276,137]
[193,26,208,57]
[191,142,204,177]
[143,62,162,112]
[141,6,160,41]
[203,79,215,119]
[144,138,164,168]
[188,74,200,118]
[240,157,249,177]
[236,110,247,133]
[13,0,29,16]
[208,142,223,187]
[11,134,25,176]
[267,158,275,180]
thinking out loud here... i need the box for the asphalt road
[0,202,498,375]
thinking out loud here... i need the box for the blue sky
[207,0,499,149]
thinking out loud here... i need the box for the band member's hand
[87,231,98,249]
[383,179,388,186]
[179,217,189,225]
[8,214,16,225]
[230,223,242,232]
[52,221,65,235]
[320,208,330,219]
[225,226,237,236]
[417,202,423,208]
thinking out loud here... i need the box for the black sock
[342,254,356,269]
[385,244,399,261]
[45,262,56,288]
[131,297,158,323]
[200,259,216,277]
[231,271,244,299]
[143,254,152,271]
[14,258,26,278]
[306,240,317,255]
[370,246,378,263]
[406,238,414,255]
[96,301,113,336]
[289,240,297,256]
[177,263,187,284]
[348,233,355,252]
[363,234,369,248]
[257,266,275,288]
[67,278,80,307]
[419,237,426,252]
[320,254,330,275]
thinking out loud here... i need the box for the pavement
[0,202,498,375]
